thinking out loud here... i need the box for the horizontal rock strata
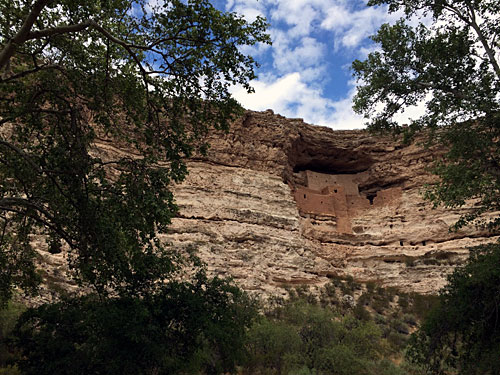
[30,109,499,301]
[167,110,498,296]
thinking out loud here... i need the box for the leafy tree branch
[0,0,270,300]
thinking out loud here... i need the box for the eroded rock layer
[30,109,499,302]
[167,110,498,296]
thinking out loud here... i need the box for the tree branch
[0,63,63,83]
[442,0,500,80]
[467,17,500,80]
[414,81,468,100]
[0,199,76,250]
[0,0,51,71]
[0,139,42,173]
[27,20,93,40]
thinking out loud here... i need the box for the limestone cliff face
[29,109,499,303]
[167,110,498,296]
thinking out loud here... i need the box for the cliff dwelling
[293,170,402,234]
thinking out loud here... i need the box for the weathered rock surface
[166,110,498,296]
[30,109,499,301]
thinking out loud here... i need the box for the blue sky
[209,0,407,129]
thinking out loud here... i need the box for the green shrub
[357,292,372,306]
[353,301,372,322]
[245,319,302,374]
[372,295,390,314]
[385,287,398,302]
[0,302,25,372]
[390,319,410,335]
[375,313,387,326]
[398,293,410,311]
[366,281,376,294]
[407,243,500,374]
[409,293,439,321]
[244,298,412,375]
[13,273,256,375]
[387,332,409,350]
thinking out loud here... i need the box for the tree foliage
[353,1,500,373]
[0,0,270,302]
[353,0,500,229]
[244,299,409,375]
[406,243,500,374]
[13,270,257,375]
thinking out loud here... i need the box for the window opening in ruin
[367,194,376,205]
[400,240,404,246]
[334,189,338,193]
[304,194,306,198]
[390,224,393,229]
[422,241,426,246]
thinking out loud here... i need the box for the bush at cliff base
[11,271,257,375]
[406,242,500,375]
[243,299,411,375]
[0,302,23,375]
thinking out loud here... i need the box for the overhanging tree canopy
[353,0,500,229]
[0,0,270,302]
[352,1,500,373]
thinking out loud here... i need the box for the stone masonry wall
[293,169,403,235]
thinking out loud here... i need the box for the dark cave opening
[292,162,370,175]
[366,193,376,205]
[288,135,374,176]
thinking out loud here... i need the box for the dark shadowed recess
[289,136,373,175]
[287,133,407,201]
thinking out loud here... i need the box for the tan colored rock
[167,110,498,296]
[26,109,498,302]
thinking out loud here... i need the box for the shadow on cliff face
[287,134,375,193]
[288,134,373,176]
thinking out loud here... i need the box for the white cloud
[223,0,430,130]
[226,0,266,22]
[269,0,324,38]
[231,73,367,130]
[393,93,432,125]
[145,0,161,13]
[321,4,400,49]
[271,33,326,81]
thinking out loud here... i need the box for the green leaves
[0,0,269,300]
[244,300,407,375]
[355,4,500,371]
[407,243,500,374]
[12,272,257,375]
[353,0,500,229]
[0,2,268,372]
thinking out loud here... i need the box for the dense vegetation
[1,277,440,375]
[241,279,437,375]
[0,0,269,373]
[407,243,500,374]
[1,0,499,373]
[11,271,257,375]
[0,0,269,302]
